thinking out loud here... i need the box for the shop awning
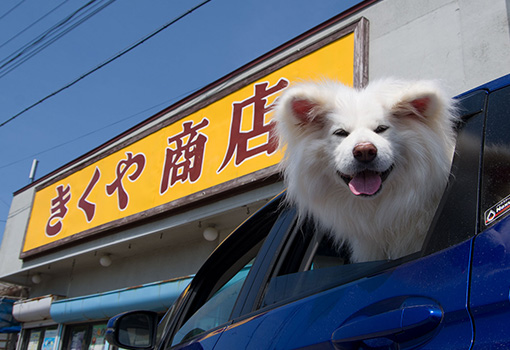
[50,276,192,323]
[13,295,59,323]
[0,298,20,333]
[0,326,21,333]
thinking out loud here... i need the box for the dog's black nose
[353,142,377,163]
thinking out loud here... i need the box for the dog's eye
[374,125,389,134]
[333,128,349,137]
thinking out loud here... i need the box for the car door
[469,80,510,349]
[210,89,487,350]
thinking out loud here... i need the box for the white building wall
[366,0,510,93]
[0,188,34,281]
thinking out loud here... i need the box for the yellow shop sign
[22,19,367,257]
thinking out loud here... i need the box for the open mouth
[338,166,393,197]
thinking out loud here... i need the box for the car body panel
[213,241,473,349]
[470,217,510,349]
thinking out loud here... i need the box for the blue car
[105,74,510,349]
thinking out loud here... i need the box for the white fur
[274,79,458,262]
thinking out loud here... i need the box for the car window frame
[160,192,296,348]
[170,256,257,346]
[479,84,510,230]
[421,90,487,254]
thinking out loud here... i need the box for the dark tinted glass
[481,86,510,227]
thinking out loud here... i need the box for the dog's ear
[290,97,325,125]
[392,92,442,121]
[274,83,332,133]
[388,79,451,122]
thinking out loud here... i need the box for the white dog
[274,79,458,262]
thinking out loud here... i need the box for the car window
[258,224,406,309]
[256,91,487,310]
[164,195,285,348]
[171,258,256,346]
[481,85,510,228]
[421,90,486,254]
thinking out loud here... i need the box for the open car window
[171,257,256,346]
[261,231,392,308]
[164,195,288,348]
[257,222,411,310]
[256,90,487,310]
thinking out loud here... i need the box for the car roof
[457,73,510,98]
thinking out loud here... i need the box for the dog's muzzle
[352,142,377,163]
[338,168,393,196]
[338,142,393,196]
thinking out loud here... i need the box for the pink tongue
[348,171,382,196]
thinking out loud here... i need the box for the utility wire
[0,0,98,66]
[0,0,115,78]
[0,0,211,128]
[0,0,70,51]
[0,196,10,208]
[0,86,201,171]
[0,0,27,21]
[0,0,113,75]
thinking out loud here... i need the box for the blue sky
[0,0,363,242]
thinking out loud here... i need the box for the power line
[0,0,99,66]
[0,86,201,171]
[0,0,114,77]
[0,0,27,21]
[0,196,10,208]
[0,0,115,78]
[0,0,70,51]
[0,0,98,67]
[0,0,212,128]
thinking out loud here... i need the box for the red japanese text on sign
[45,184,71,237]
[217,78,289,173]
[160,118,210,195]
[78,167,101,222]
[106,152,146,210]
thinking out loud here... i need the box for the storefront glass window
[41,329,58,350]
[68,326,87,350]
[88,324,107,350]
[62,324,107,350]
[21,327,58,350]
[27,330,41,350]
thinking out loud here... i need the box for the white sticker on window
[485,194,510,225]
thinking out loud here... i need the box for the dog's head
[274,79,456,198]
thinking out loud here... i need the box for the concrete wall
[30,236,219,297]
[366,0,510,94]
[0,188,34,279]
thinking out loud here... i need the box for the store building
[0,1,509,350]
